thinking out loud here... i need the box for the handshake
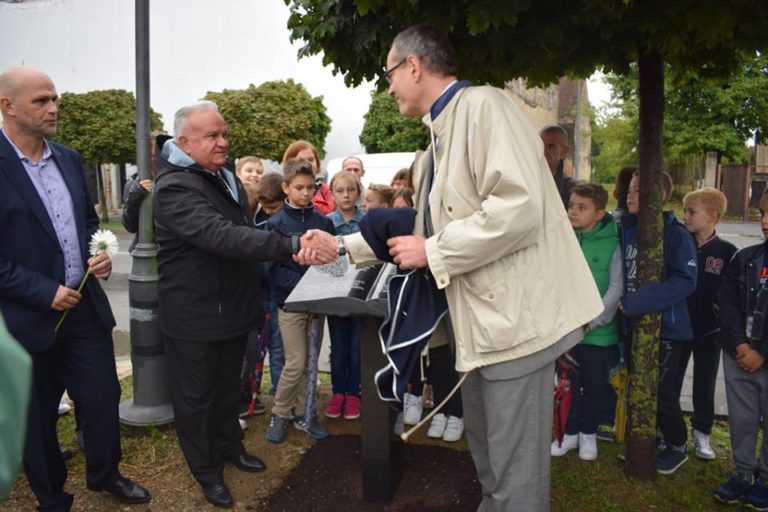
[295,230,339,265]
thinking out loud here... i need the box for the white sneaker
[58,401,71,416]
[427,413,447,438]
[403,393,423,425]
[693,429,715,460]
[442,416,464,442]
[239,418,247,430]
[551,434,578,456]
[578,433,597,461]
[393,412,405,436]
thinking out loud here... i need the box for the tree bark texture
[624,49,665,481]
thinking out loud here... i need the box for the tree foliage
[286,1,768,88]
[54,89,163,164]
[604,52,768,166]
[591,115,636,183]
[360,91,429,153]
[204,79,331,161]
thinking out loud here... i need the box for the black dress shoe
[225,452,266,473]
[87,475,151,504]
[201,482,233,508]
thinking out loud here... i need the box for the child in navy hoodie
[620,170,697,475]
[675,188,736,461]
[264,159,335,444]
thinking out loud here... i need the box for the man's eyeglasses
[382,58,407,85]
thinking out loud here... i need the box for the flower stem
[54,269,91,333]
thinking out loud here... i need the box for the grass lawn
[2,366,740,512]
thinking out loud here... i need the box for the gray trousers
[723,352,768,478]
[462,359,555,512]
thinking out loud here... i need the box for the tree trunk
[624,49,665,481]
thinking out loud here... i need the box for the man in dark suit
[153,101,337,508]
[0,66,150,511]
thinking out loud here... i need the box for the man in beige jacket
[301,25,603,512]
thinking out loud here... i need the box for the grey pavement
[105,220,766,418]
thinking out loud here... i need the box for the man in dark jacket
[153,101,335,508]
[540,124,578,209]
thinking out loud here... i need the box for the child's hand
[737,348,765,372]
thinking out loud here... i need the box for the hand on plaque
[294,230,338,265]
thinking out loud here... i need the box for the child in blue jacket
[264,159,335,444]
[620,171,697,475]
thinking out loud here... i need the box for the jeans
[674,333,721,435]
[328,316,362,397]
[657,339,687,446]
[267,300,284,394]
[565,344,618,435]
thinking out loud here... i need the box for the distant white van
[325,152,416,188]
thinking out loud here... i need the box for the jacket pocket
[461,266,538,353]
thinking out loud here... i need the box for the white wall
[0,0,375,162]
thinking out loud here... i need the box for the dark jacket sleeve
[154,179,292,261]
[718,250,747,354]
[623,224,697,316]
[121,177,148,234]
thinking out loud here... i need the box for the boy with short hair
[551,183,622,461]
[620,171,697,475]
[713,194,768,509]
[675,188,736,460]
[264,159,335,443]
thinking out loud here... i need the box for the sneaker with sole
[325,393,345,419]
[239,398,266,418]
[551,434,579,457]
[403,393,423,425]
[266,414,289,444]
[714,473,754,504]
[656,445,688,475]
[293,415,330,440]
[427,413,447,439]
[442,416,464,442]
[343,395,360,420]
[692,429,716,460]
[746,477,768,511]
[596,424,615,443]
[579,432,598,461]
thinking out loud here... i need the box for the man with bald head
[540,124,577,208]
[0,66,150,510]
[341,155,366,206]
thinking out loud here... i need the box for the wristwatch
[336,235,347,257]
[291,235,301,255]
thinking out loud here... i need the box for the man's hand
[387,235,428,269]
[88,252,112,279]
[294,230,337,265]
[139,179,153,192]
[51,285,81,311]
[736,345,765,372]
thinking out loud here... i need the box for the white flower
[89,229,119,258]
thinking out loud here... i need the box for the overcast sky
[0,0,612,163]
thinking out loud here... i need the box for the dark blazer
[0,134,115,352]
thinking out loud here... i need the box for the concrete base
[119,398,175,427]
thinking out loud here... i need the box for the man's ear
[0,97,14,116]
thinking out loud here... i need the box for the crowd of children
[230,138,767,509]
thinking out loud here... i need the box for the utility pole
[119,0,174,427]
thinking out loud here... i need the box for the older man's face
[177,110,229,172]
[342,158,364,179]
[540,130,569,175]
